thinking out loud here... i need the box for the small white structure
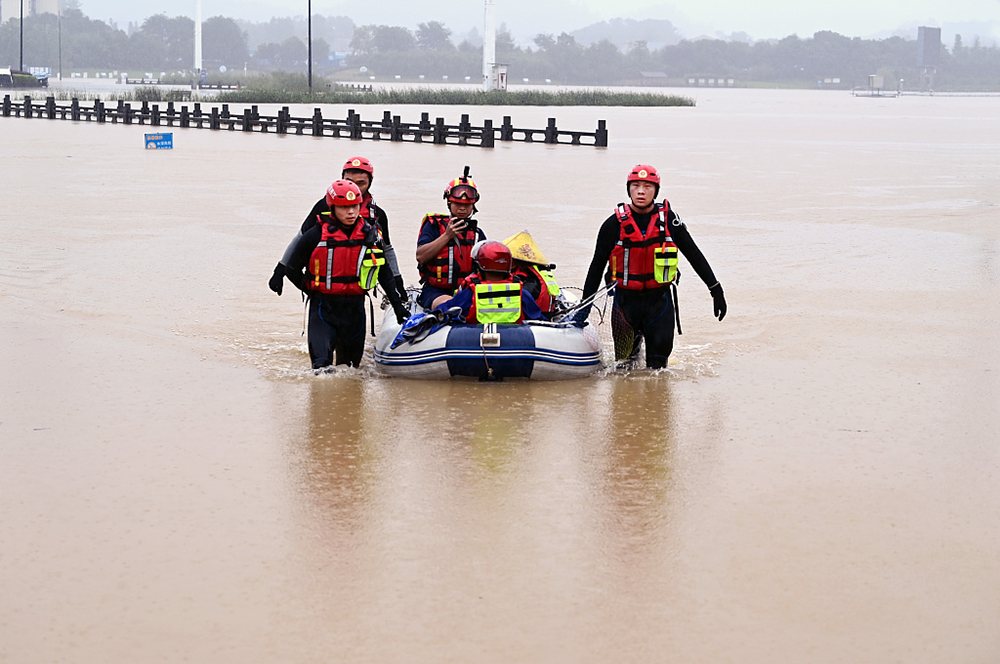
[482,1,507,91]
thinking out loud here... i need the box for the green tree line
[2,8,998,90]
[351,24,1000,90]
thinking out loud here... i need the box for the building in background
[1,0,60,24]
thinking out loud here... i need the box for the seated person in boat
[415,168,487,310]
[436,241,544,324]
[503,231,565,319]
[281,180,410,369]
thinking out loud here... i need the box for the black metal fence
[1,95,609,148]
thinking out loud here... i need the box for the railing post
[210,107,220,130]
[595,119,608,147]
[458,113,471,146]
[243,107,253,132]
[46,96,56,119]
[2,94,10,117]
[151,104,160,126]
[381,110,392,127]
[71,97,80,121]
[123,103,133,125]
[221,103,230,119]
[501,115,513,141]
[180,105,189,128]
[433,117,446,144]
[96,100,106,123]
[312,107,323,136]
[350,109,362,140]
[23,96,32,119]
[140,100,149,124]
[391,115,403,142]
[544,117,558,144]
[481,118,494,148]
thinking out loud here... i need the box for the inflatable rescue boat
[373,230,606,380]
[373,306,602,380]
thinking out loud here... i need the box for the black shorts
[416,284,455,310]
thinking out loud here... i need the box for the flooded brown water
[2,89,999,662]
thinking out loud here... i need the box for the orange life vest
[359,194,379,227]
[306,217,381,295]
[417,214,478,290]
[609,202,679,291]
[511,263,556,313]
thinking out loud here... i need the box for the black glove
[268,262,285,296]
[393,275,407,303]
[393,303,412,325]
[363,222,381,246]
[709,283,726,321]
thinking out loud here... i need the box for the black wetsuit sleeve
[285,225,323,291]
[375,206,391,246]
[669,209,719,288]
[300,198,327,234]
[581,214,620,299]
[377,257,404,309]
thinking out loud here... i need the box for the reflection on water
[291,372,686,608]
[296,375,377,533]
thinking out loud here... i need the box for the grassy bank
[213,87,695,107]
[14,86,694,106]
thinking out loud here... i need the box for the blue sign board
[145,133,173,149]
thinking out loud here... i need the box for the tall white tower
[194,0,203,81]
[482,0,495,91]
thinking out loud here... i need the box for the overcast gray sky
[78,0,1000,42]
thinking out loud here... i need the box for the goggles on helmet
[448,184,479,202]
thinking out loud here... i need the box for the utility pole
[194,0,202,87]
[58,4,62,80]
[307,0,312,91]
[19,0,24,71]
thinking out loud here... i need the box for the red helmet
[626,164,660,197]
[325,179,362,207]
[444,176,480,203]
[342,156,373,178]
[627,164,660,185]
[474,240,512,273]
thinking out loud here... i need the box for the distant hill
[570,18,684,51]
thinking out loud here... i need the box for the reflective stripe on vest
[418,213,477,289]
[307,220,376,296]
[537,268,560,297]
[358,245,384,291]
[611,202,678,290]
[473,282,523,324]
[525,265,560,312]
